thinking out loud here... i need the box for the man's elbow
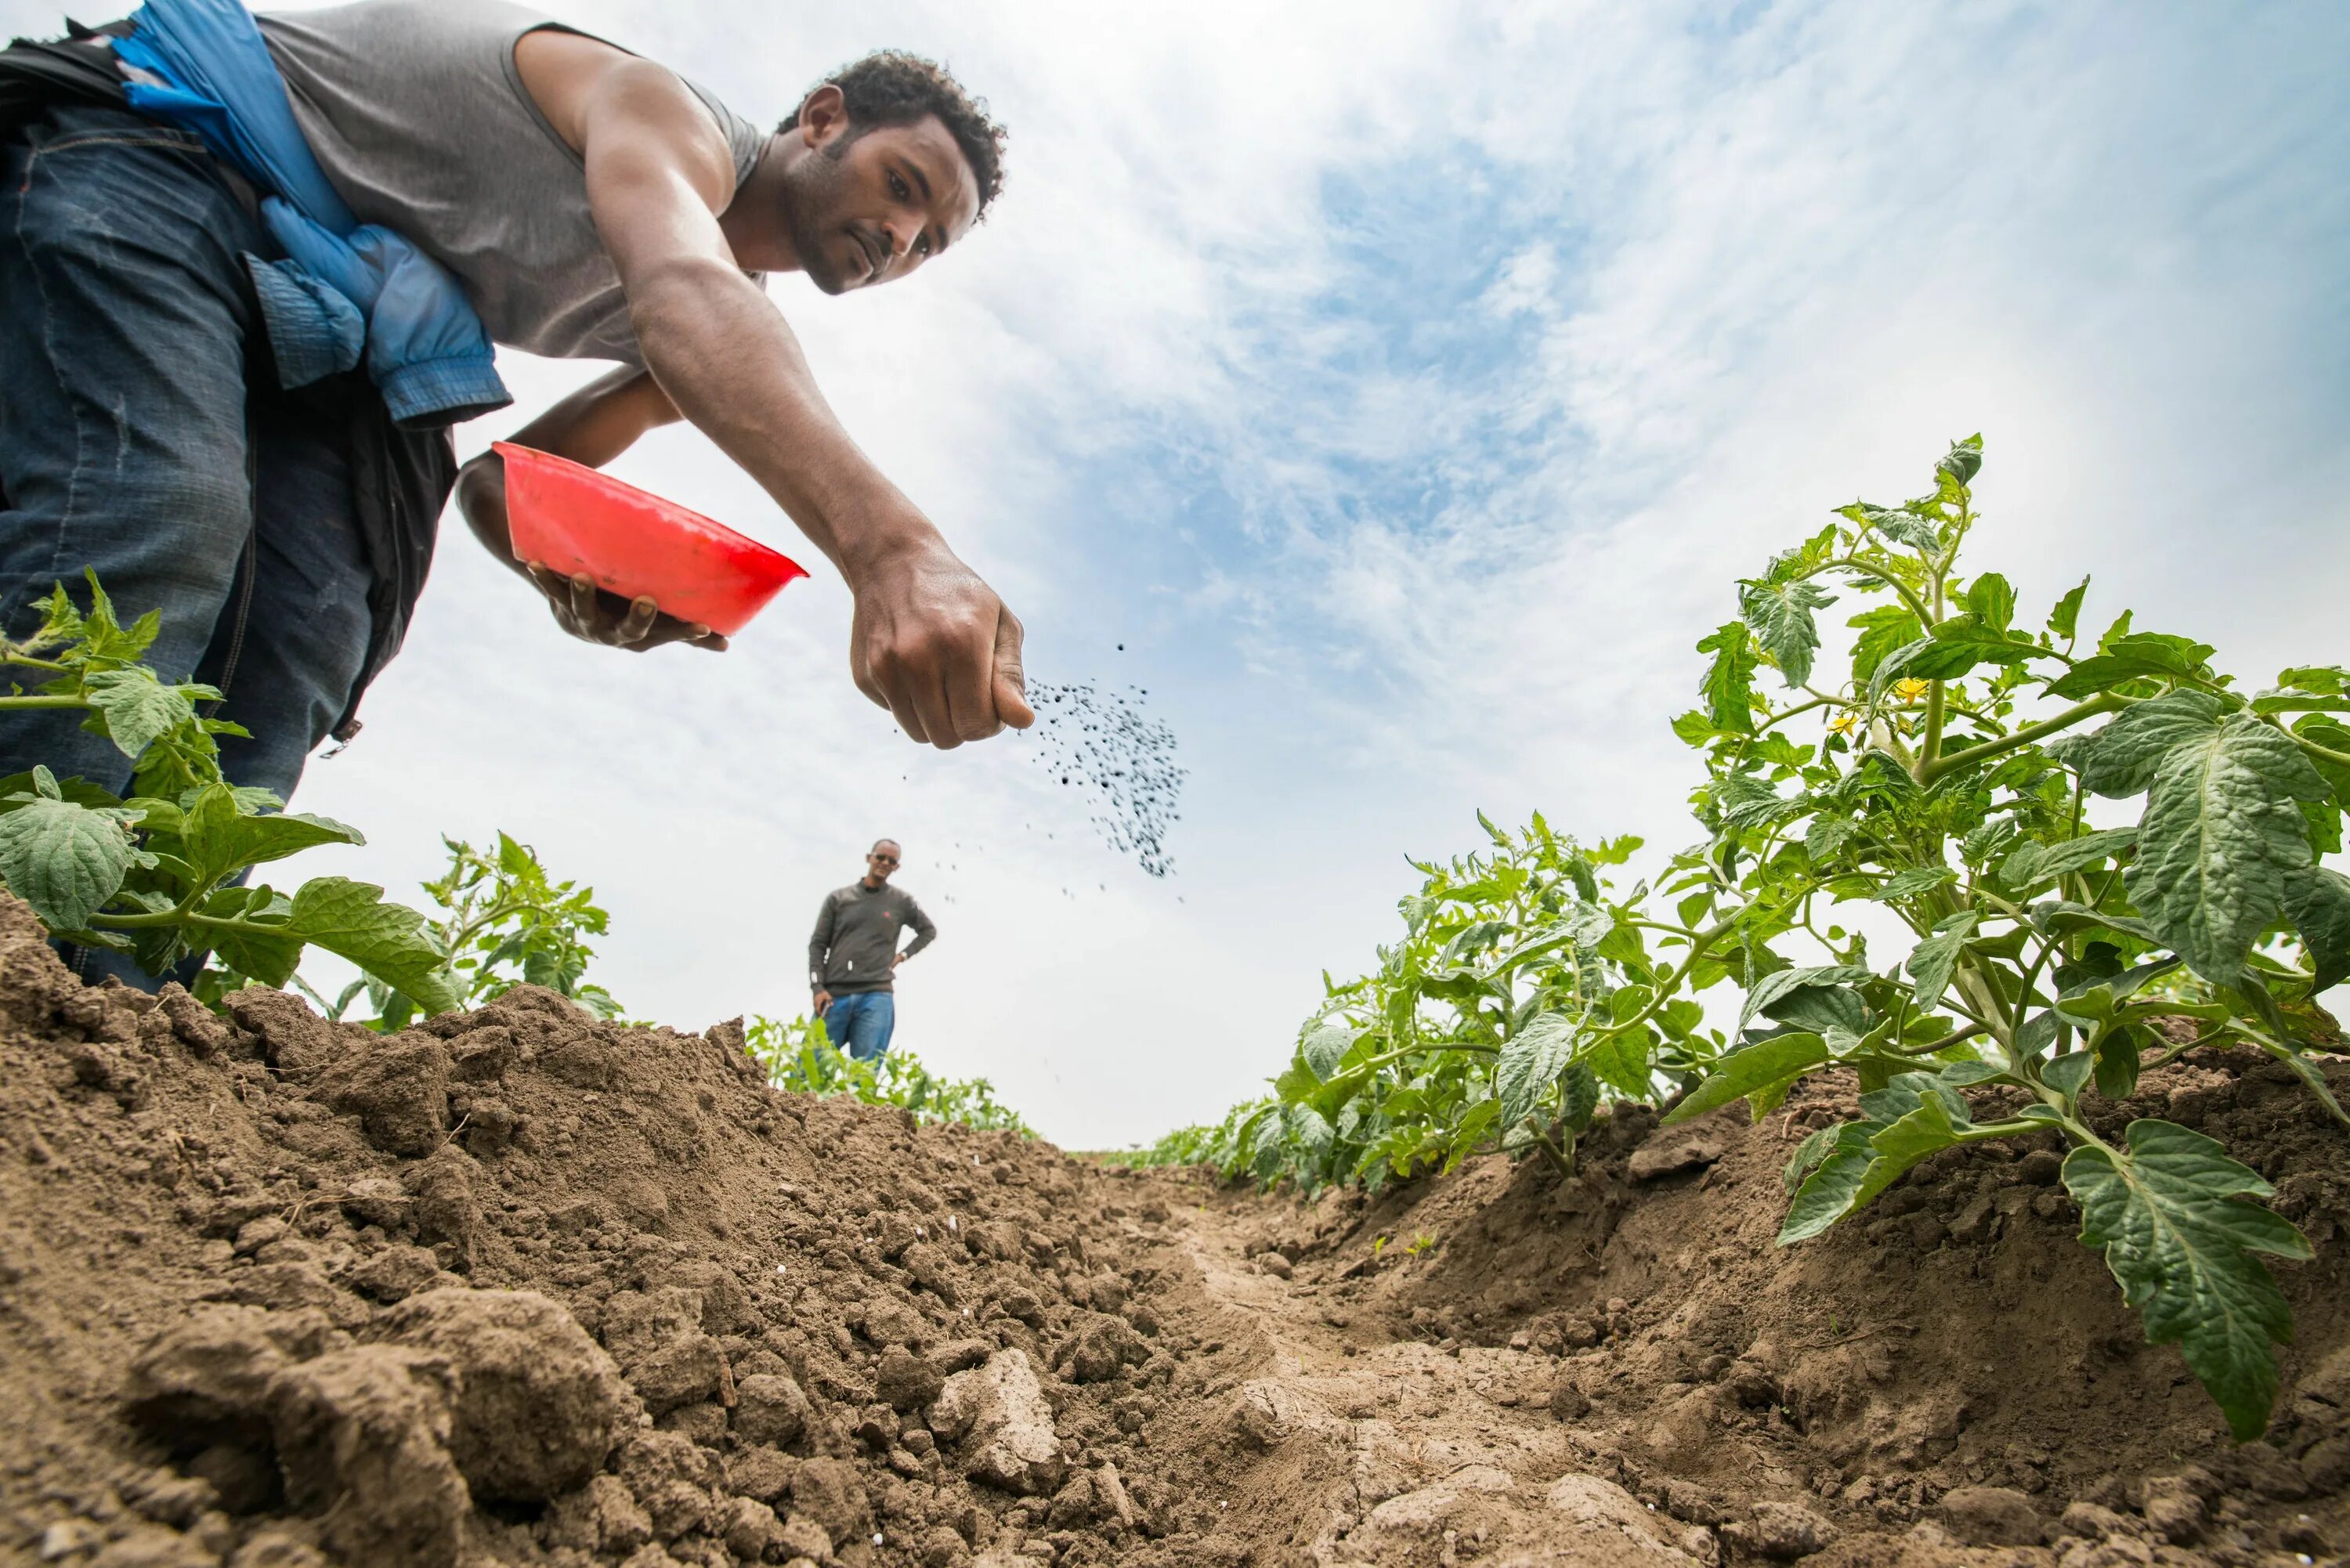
[625,255,761,350]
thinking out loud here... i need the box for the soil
[2,887,2346,1568]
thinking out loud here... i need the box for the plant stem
[0,694,89,711]
[1919,693,2128,785]
[1821,558,1936,627]
[1918,682,1947,778]
[1591,915,1739,1041]
[2289,732,2350,771]
[1898,1021,1991,1057]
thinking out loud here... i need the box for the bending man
[1,0,1030,818]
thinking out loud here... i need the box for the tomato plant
[294,833,622,1029]
[0,574,457,1011]
[1155,438,2346,1439]
[747,1013,1030,1133]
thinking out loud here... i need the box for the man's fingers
[992,609,1033,730]
[877,667,931,745]
[909,659,961,751]
[945,620,1000,744]
[618,595,660,644]
[568,573,602,635]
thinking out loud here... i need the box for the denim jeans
[826,991,896,1062]
[0,107,375,981]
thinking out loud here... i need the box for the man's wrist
[835,505,945,590]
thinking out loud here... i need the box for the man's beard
[783,140,857,294]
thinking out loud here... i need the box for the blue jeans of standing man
[0,107,376,982]
[826,991,896,1063]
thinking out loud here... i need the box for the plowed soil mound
[2,890,2345,1568]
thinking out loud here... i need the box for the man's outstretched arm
[574,60,1030,748]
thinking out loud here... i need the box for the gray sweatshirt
[808,882,936,995]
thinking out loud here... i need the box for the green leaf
[2001,826,2138,890]
[79,667,199,762]
[1873,865,1956,901]
[1806,815,1859,866]
[2281,865,2350,992]
[2047,633,2218,701]
[1672,710,1731,747]
[1273,1060,1321,1106]
[1964,573,2016,633]
[2043,1051,2095,1099]
[2095,1028,2142,1100]
[1898,616,2042,681]
[2301,799,2343,858]
[1300,1021,1353,1082]
[1738,963,1874,1036]
[1558,1061,1600,1132]
[2278,665,2350,697]
[1937,437,1983,487]
[0,791,142,930]
[1740,578,1834,689]
[287,876,461,1015]
[1848,605,1926,683]
[2049,576,2089,641]
[1697,622,1758,734]
[1664,1032,1830,1125]
[1784,1124,1838,1192]
[205,889,303,987]
[1851,1093,1971,1211]
[1496,1011,1576,1128]
[2291,715,2350,806]
[1286,1104,1336,1162]
[179,784,365,887]
[1863,507,1941,552]
[2129,713,2330,983]
[2063,1121,2312,1440]
[2055,691,2230,797]
[1904,912,1978,1010]
[1780,1123,1878,1242]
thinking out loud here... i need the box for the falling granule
[1023,678,1186,877]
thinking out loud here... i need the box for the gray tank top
[257,0,768,365]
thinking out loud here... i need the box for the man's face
[866,844,900,883]
[785,107,981,295]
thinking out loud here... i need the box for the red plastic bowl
[494,441,808,636]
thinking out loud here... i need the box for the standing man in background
[808,839,935,1060]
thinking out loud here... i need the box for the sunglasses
[870,853,899,865]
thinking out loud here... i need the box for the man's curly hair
[783,51,1008,219]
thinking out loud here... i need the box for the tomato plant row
[747,1013,1030,1133]
[1143,438,2347,1440]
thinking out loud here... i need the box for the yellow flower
[1828,712,1859,736]
[1893,677,1932,702]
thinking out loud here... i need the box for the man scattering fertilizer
[0,0,1031,823]
[808,839,935,1062]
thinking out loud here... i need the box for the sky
[13,0,2345,1147]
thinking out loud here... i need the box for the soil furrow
[2,888,2345,1568]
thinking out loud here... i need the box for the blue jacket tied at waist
[114,0,511,428]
